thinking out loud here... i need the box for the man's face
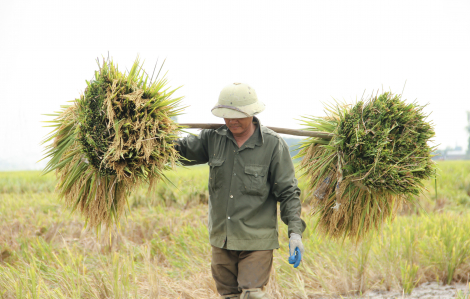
[224,117,254,135]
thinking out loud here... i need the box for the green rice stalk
[296,91,436,241]
[41,56,184,228]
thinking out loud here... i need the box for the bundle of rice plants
[297,91,436,241]
[42,57,184,228]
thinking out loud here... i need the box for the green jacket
[175,118,306,250]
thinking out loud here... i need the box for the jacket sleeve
[269,138,306,237]
[174,130,211,166]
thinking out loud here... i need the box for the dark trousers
[211,245,273,295]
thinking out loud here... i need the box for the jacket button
[230,195,233,198]
[228,217,231,219]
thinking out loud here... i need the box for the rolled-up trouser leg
[240,288,270,299]
[211,245,240,296]
[237,249,273,290]
[211,245,273,297]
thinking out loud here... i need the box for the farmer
[175,83,306,299]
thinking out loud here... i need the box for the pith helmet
[211,83,265,118]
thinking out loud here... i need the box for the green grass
[0,171,56,193]
[421,161,470,209]
[0,161,470,298]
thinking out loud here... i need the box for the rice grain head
[296,91,436,241]
[42,56,185,229]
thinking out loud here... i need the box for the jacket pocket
[243,164,269,196]
[209,158,225,191]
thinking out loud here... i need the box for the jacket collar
[215,116,264,148]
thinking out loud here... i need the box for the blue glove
[288,233,304,268]
[288,244,302,268]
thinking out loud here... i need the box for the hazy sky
[1,1,469,169]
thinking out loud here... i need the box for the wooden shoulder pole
[179,123,333,140]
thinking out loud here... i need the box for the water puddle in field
[354,282,469,299]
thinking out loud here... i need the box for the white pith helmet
[211,83,265,119]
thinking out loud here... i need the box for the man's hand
[288,233,304,268]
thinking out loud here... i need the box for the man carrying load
[175,83,306,299]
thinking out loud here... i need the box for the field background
[1,161,470,298]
